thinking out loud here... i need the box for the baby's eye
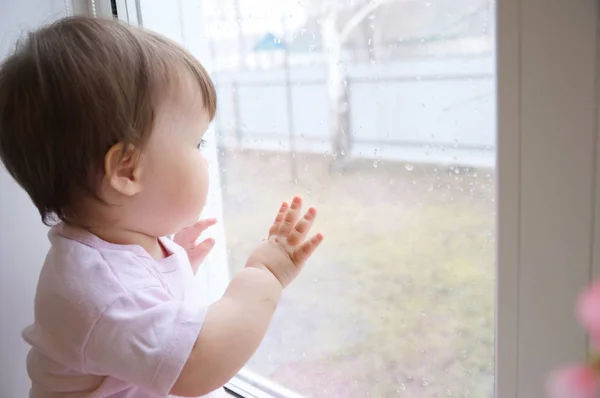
[197,140,207,150]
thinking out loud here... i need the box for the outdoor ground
[219,149,496,398]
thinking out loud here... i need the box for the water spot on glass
[405,163,414,171]
[373,160,378,168]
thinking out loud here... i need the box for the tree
[317,0,398,171]
[315,0,489,171]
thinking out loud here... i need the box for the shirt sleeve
[83,286,207,396]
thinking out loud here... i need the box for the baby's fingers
[278,197,302,237]
[292,233,324,266]
[288,207,317,246]
[268,201,289,237]
[188,238,216,274]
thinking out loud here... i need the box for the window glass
[203,0,496,396]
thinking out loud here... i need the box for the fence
[212,55,496,169]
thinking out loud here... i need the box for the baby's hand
[174,218,217,273]
[246,197,323,288]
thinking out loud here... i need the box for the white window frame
[496,1,599,397]
[90,1,600,397]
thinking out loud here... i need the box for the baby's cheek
[179,154,209,206]
[192,158,209,200]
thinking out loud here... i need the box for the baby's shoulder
[38,228,165,312]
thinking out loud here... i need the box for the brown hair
[0,16,217,225]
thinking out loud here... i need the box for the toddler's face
[132,77,211,237]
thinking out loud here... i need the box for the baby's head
[0,16,217,237]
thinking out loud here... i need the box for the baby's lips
[546,364,599,398]
[577,280,600,335]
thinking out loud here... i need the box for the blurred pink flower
[547,364,599,398]
[578,280,600,347]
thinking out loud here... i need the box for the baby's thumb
[189,238,216,274]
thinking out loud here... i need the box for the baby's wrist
[228,266,283,304]
[245,262,283,288]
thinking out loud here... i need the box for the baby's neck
[69,196,168,260]
[87,226,167,260]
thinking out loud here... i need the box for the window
[205,1,496,397]
[106,0,600,397]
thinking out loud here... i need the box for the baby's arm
[171,197,322,397]
[170,267,281,396]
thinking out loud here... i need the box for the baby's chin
[155,197,207,236]
[142,216,198,239]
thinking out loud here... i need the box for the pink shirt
[22,224,219,398]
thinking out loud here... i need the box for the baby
[0,16,322,398]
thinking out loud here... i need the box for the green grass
[220,150,495,398]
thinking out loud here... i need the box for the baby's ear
[104,142,143,196]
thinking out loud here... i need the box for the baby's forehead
[156,67,209,119]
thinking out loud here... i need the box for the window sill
[225,369,304,398]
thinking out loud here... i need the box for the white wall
[0,1,67,396]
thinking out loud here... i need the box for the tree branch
[339,0,419,44]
